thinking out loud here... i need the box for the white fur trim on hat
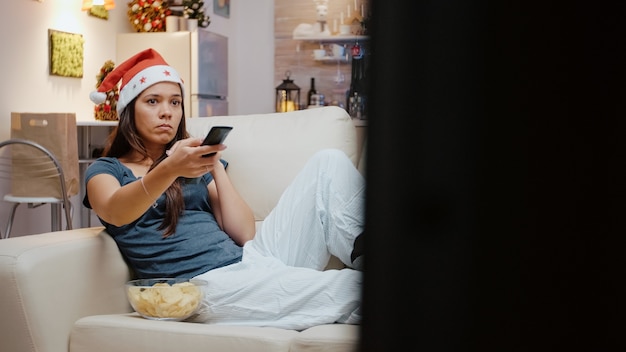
[90,91,107,105]
[116,65,184,115]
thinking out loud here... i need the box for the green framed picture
[214,0,230,18]
[49,29,85,78]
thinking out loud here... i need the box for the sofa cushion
[70,314,300,352]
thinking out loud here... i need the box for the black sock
[351,232,365,263]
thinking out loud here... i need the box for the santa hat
[89,48,184,115]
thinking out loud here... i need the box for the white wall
[0,0,274,237]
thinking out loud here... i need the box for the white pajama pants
[193,149,365,330]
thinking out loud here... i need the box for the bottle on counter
[347,43,367,119]
[307,77,317,107]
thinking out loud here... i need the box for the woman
[84,49,365,330]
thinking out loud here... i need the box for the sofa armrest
[0,227,131,352]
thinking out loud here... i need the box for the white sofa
[0,106,365,352]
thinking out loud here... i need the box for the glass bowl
[125,278,208,321]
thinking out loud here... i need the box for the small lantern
[275,71,300,112]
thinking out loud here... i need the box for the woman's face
[134,81,183,149]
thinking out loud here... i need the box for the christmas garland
[94,60,119,121]
[127,0,171,32]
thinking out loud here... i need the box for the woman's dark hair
[102,95,189,238]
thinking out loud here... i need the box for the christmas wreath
[94,60,119,121]
[127,0,171,32]
[183,0,211,28]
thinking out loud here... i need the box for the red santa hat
[89,48,184,115]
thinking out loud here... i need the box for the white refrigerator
[116,29,228,117]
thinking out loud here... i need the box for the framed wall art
[48,29,85,78]
[214,0,230,18]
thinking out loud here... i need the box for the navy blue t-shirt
[83,157,243,279]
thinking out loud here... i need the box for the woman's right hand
[163,137,227,178]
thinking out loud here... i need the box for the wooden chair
[0,138,73,239]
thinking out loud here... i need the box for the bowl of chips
[125,278,207,321]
